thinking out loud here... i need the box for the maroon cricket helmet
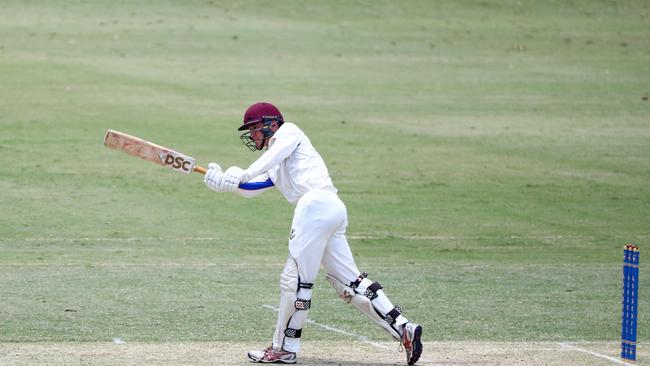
[237,102,284,131]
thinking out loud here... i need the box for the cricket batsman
[204,102,423,364]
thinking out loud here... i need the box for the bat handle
[194,165,207,175]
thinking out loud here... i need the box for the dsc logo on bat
[160,151,195,175]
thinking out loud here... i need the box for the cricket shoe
[247,346,297,364]
[401,322,423,365]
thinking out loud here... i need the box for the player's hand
[220,166,248,192]
[204,163,224,192]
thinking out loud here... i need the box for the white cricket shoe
[401,322,423,365]
[247,346,297,364]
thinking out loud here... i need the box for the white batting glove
[219,166,248,192]
[204,163,224,192]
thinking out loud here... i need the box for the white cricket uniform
[240,123,406,353]
[243,122,360,281]
[242,123,360,350]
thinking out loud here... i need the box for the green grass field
[1,0,649,364]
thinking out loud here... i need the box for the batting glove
[219,166,248,192]
[204,163,224,192]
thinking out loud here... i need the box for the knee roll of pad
[280,266,298,293]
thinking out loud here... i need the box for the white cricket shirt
[243,123,337,205]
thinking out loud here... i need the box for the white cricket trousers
[289,189,359,282]
[273,189,360,352]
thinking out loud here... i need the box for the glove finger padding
[219,166,246,192]
[224,166,244,175]
[204,168,224,192]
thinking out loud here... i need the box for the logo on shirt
[289,228,296,240]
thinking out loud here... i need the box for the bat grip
[194,165,207,175]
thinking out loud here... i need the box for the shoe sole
[407,325,423,365]
[247,352,261,363]
[247,352,297,364]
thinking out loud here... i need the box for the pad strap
[295,299,311,310]
[384,305,403,324]
[284,328,302,338]
[350,272,368,289]
[298,281,313,290]
[364,281,383,300]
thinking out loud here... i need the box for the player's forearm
[233,172,274,198]
[245,136,298,179]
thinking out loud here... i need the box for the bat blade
[104,129,205,175]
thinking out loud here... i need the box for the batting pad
[325,273,401,341]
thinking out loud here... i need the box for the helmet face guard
[239,116,280,151]
[238,102,284,151]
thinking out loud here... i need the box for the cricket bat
[103,129,207,175]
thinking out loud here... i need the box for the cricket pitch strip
[0,341,644,365]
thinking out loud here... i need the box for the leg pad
[325,273,400,341]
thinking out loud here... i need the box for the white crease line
[262,304,390,350]
[0,262,284,267]
[5,237,255,242]
[558,342,630,365]
[347,234,636,241]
